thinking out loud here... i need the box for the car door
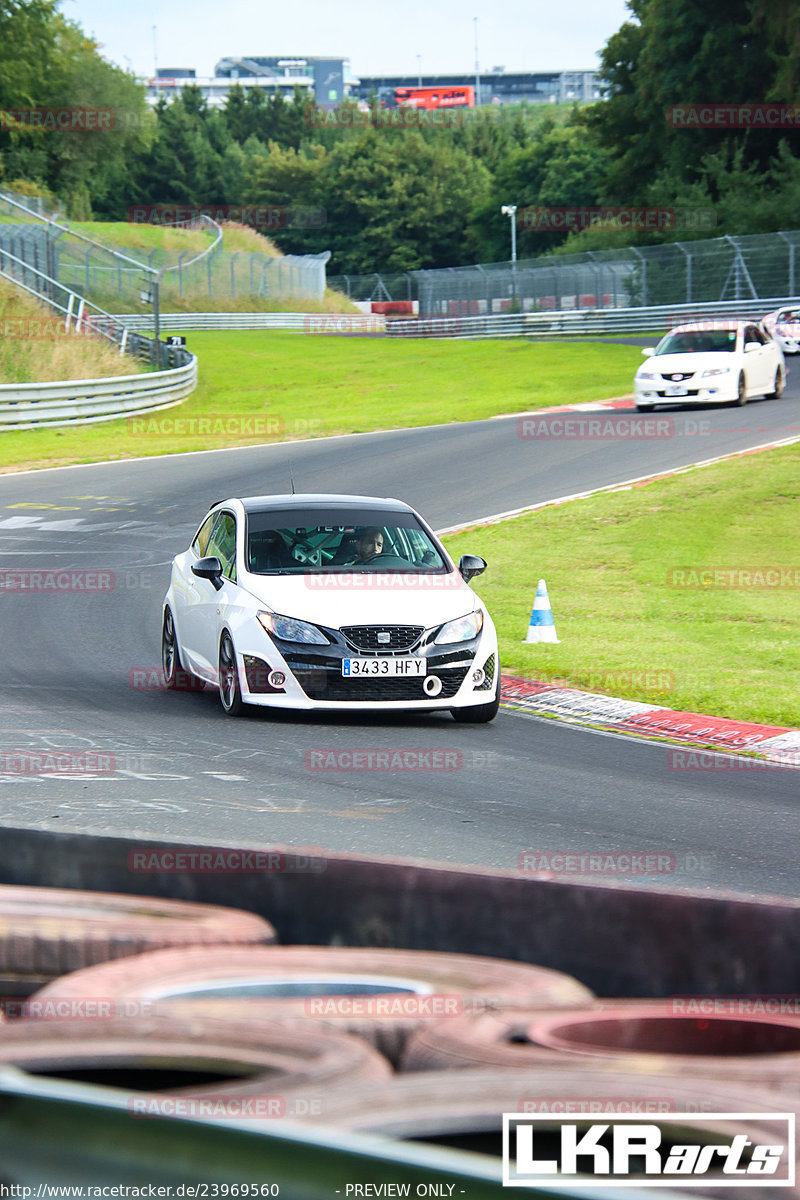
[743,324,771,393]
[182,510,238,678]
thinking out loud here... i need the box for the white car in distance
[634,321,785,410]
[762,306,800,355]
[162,493,500,723]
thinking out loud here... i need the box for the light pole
[416,55,422,87]
[473,17,480,106]
[501,205,517,262]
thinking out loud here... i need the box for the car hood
[642,352,739,374]
[239,572,481,629]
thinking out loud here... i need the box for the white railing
[0,359,197,430]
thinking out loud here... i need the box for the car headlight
[434,610,484,644]
[637,371,656,380]
[702,368,730,376]
[257,611,329,645]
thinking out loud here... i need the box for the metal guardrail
[0,357,197,430]
[115,311,386,332]
[385,296,800,339]
[0,241,199,430]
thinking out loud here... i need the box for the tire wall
[1,827,799,998]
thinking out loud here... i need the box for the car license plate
[664,384,688,396]
[342,658,427,677]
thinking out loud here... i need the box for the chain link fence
[0,191,329,313]
[331,231,800,315]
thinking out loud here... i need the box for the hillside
[0,279,141,385]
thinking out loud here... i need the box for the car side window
[192,514,217,557]
[207,511,237,582]
[744,326,761,345]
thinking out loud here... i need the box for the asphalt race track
[1,388,799,898]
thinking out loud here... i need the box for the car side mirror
[459,554,486,582]
[744,342,760,353]
[192,556,224,590]
[641,347,655,357]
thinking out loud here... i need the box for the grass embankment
[443,443,800,728]
[0,333,639,471]
[0,279,140,386]
[64,220,356,315]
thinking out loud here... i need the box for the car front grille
[660,372,695,381]
[340,625,424,652]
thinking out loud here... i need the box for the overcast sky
[61,0,633,80]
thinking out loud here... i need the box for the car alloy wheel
[218,631,243,717]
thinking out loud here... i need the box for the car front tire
[219,630,244,717]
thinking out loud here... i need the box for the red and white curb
[499,675,800,767]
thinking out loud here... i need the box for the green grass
[442,443,800,728]
[0,333,639,471]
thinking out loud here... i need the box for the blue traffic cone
[523,579,560,643]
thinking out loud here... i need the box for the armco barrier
[111,297,794,338]
[0,356,197,430]
[114,312,387,332]
[385,296,800,339]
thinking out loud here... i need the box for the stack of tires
[0,884,798,1193]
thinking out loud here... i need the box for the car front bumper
[230,622,499,711]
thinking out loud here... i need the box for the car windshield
[245,507,449,574]
[777,310,800,323]
[656,330,738,354]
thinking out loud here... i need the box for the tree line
[2,0,800,274]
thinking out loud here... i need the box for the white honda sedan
[162,494,500,722]
[634,321,785,410]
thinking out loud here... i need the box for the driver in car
[346,526,384,564]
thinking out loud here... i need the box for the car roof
[215,494,414,515]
